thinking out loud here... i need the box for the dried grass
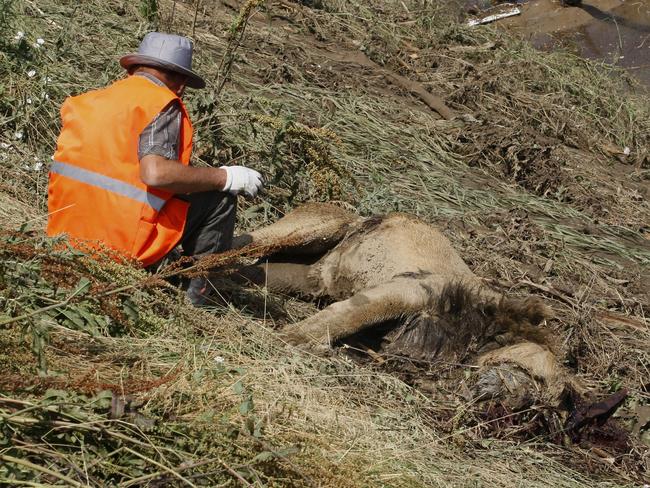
[1,0,648,485]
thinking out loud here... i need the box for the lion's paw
[279,324,333,356]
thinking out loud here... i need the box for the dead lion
[228,203,627,432]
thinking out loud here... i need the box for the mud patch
[500,0,650,89]
[459,124,568,196]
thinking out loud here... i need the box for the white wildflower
[14,131,23,140]
[33,161,43,171]
[26,98,32,104]
[623,147,631,156]
[14,31,24,41]
[36,38,45,45]
[214,356,225,365]
[27,70,36,78]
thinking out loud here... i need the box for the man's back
[48,75,191,265]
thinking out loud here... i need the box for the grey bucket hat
[120,32,205,89]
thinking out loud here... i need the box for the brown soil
[458,119,650,232]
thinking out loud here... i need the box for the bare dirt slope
[0,0,649,485]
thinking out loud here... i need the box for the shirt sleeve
[138,100,182,161]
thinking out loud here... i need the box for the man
[47,32,263,304]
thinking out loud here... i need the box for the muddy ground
[471,0,650,88]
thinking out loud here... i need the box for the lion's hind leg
[232,203,360,256]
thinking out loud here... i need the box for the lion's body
[232,203,565,405]
[316,213,483,298]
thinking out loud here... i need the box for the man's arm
[140,154,227,193]
[138,98,225,193]
[140,155,264,197]
[137,96,262,197]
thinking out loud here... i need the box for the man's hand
[220,166,264,198]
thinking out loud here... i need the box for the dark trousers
[180,190,237,257]
[175,191,237,304]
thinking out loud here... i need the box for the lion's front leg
[280,278,439,347]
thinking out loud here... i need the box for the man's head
[119,32,205,93]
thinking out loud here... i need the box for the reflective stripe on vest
[51,161,166,212]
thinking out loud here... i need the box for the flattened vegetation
[0,0,648,485]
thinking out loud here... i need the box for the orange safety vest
[47,75,193,266]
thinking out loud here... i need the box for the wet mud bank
[465,0,650,89]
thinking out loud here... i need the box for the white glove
[220,166,264,198]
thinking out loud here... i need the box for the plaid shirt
[136,72,182,161]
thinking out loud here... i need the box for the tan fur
[476,342,565,405]
[233,203,565,404]
[236,204,502,341]
[233,202,359,257]
[478,342,559,382]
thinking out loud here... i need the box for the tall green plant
[139,0,158,27]
[0,0,16,42]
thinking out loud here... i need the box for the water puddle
[464,0,650,90]
[574,1,650,87]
